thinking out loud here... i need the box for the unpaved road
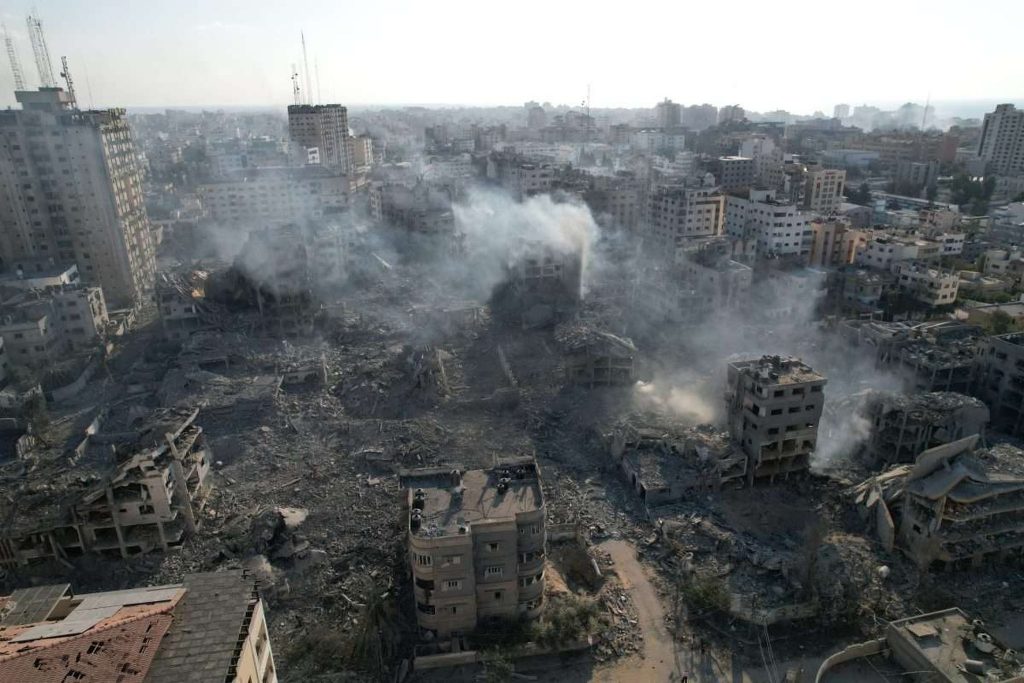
[591,539,680,682]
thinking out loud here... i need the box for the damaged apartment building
[403,458,546,639]
[726,356,826,484]
[555,323,637,388]
[604,416,746,505]
[492,241,583,329]
[975,332,1024,437]
[851,435,1024,571]
[0,408,211,568]
[207,225,326,338]
[839,319,980,393]
[829,390,989,466]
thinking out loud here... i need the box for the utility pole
[2,22,26,90]
[26,11,57,88]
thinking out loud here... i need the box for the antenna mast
[301,31,312,105]
[2,23,26,90]
[26,11,56,88]
[315,55,321,105]
[59,56,77,109]
[291,64,301,105]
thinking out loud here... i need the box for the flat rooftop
[887,608,1021,681]
[409,461,543,538]
[730,356,825,386]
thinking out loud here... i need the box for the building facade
[726,356,826,484]
[287,103,350,172]
[977,103,1024,175]
[0,88,156,308]
[802,168,846,214]
[405,459,546,638]
[646,185,725,256]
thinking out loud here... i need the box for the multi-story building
[405,458,546,638]
[808,219,870,267]
[350,134,374,169]
[287,103,350,172]
[975,332,1024,436]
[894,160,938,191]
[802,167,846,214]
[724,189,812,261]
[0,570,276,683]
[198,167,351,229]
[0,88,156,308]
[369,181,455,235]
[654,98,682,129]
[629,128,686,155]
[718,105,745,124]
[682,104,718,131]
[725,356,826,484]
[678,241,753,310]
[739,135,784,189]
[977,103,1024,175]
[646,185,725,256]
[714,156,756,192]
[832,104,850,120]
[584,175,641,231]
[857,234,938,270]
[0,407,211,568]
[485,152,555,197]
[890,261,959,307]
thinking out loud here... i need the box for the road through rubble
[593,539,680,683]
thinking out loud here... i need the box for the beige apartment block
[803,167,846,214]
[0,88,156,308]
[404,458,546,638]
[726,356,827,484]
[287,103,350,171]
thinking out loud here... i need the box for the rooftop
[729,355,825,386]
[407,459,543,538]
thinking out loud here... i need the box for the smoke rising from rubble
[634,376,719,424]
[451,188,599,300]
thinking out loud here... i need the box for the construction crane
[290,64,301,105]
[26,11,57,88]
[2,22,26,90]
[59,56,77,109]
[301,31,312,105]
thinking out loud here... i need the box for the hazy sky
[0,0,1021,114]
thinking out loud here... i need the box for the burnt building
[726,356,827,484]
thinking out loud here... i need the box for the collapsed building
[604,416,745,504]
[0,408,211,568]
[155,270,227,341]
[826,390,989,466]
[850,435,1024,571]
[838,319,980,393]
[206,225,327,338]
[402,458,546,639]
[491,241,583,329]
[726,356,826,484]
[555,323,637,388]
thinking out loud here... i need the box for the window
[416,553,432,567]
[811,385,822,393]
[443,579,462,591]
[770,408,782,416]
[487,542,500,552]
[773,390,784,398]
[442,554,462,566]
[494,591,503,601]
[446,605,459,615]
[485,566,503,577]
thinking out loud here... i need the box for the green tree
[989,310,1016,334]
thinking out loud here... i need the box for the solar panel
[10,605,120,642]
[0,584,70,626]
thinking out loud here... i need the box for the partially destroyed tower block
[726,356,826,484]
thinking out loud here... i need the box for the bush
[680,574,730,614]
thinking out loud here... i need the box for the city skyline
[1,0,1022,113]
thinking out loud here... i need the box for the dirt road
[592,539,681,682]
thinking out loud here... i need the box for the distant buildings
[198,167,352,229]
[718,104,745,125]
[404,459,546,638]
[654,98,681,129]
[977,103,1024,175]
[287,103,351,172]
[802,167,846,214]
[808,219,870,267]
[891,262,959,307]
[0,88,156,308]
[714,156,755,193]
[646,185,725,255]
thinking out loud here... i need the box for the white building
[724,189,812,260]
[857,235,931,270]
[891,262,959,306]
[739,135,784,189]
[199,168,351,229]
[629,129,686,154]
